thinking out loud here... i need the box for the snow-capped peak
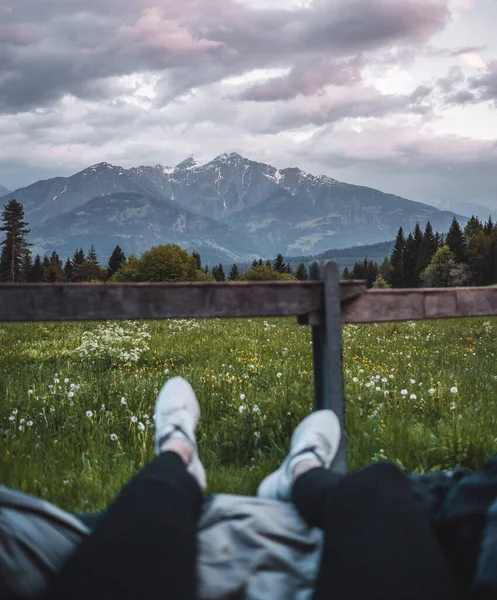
[175,156,198,171]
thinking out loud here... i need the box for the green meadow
[1,317,497,513]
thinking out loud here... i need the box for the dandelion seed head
[240,394,245,401]
[110,433,118,441]
[137,422,145,431]
[450,386,458,394]
[131,415,138,423]
[86,410,93,418]
[401,389,408,396]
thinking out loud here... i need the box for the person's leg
[258,410,459,600]
[46,377,206,600]
[293,463,459,600]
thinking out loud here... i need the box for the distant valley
[0,153,468,265]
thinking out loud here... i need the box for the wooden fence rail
[1,280,497,323]
[2,261,497,473]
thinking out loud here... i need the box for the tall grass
[1,317,497,512]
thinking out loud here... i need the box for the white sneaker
[154,377,206,491]
[257,410,341,501]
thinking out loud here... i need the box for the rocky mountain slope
[0,185,10,196]
[29,192,262,265]
[0,153,467,261]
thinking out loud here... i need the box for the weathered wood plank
[0,281,325,321]
[1,282,497,323]
[342,287,497,323]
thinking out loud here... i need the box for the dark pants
[292,463,460,600]
[49,459,461,600]
[45,452,202,600]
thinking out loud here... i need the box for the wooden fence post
[309,261,347,473]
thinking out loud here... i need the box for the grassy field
[1,316,497,513]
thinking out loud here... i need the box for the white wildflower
[121,397,127,406]
[12,408,18,415]
[110,433,118,441]
[240,394,245,401]
[68,391,74,398]
[86,410,93,418]
[410,394,417,400]
[276,372,282,378]
[18,425,24,431]
[401,389,408,396]
[428,388,435,394]
[131,415,138,423]
[64,378,69,383]
[28,389,33,395]
[239,405,246,414]
[137,422,145,431]
[410,379,416,384]
[450,386,458,394]
[9,415,15,421]
[353,377,359,383]
[253,405,260,413]
[27,420,33,427]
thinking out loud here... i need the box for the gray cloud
[0,0,450,114]
[469,60,497,103]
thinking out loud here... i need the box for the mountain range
[0,185,10,196]
[0,153,468,265]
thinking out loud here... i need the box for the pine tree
[273,253,286,274]
[403,233,418,287]
[389,227,405,288]
[252,259,258,268]
[31,254,43,282]
[342,266,350,279]
[108,245,126,279]
[63,258,73,282]
[295,263,308,281]
[484,216,495,236]
[265,259,271,268]
[42,251,64,282]
[22,252,33,282]
[445,217,467,264]
[73,244,102,282]
[70,249,86,282]
[212,263,226,282]
[192,251,201,270]
[228,264,240,281]
[257,258,263,267]
[0,199,31,282]
[204,265,209,274]
[464,216,483,243]
[417,222,437,280]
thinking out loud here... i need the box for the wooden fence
[1,261,497,473]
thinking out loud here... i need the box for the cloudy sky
[1,0,496,210]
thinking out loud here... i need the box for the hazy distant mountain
[1,153,469,260]
[0,185,10,196]
[226,182,464,255]
[29,192,262,265]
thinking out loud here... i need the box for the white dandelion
[450,386,458,394]
[401,389,408,396]
[110,433,118,441]
[137,422,145,431]
[86,410,93,418]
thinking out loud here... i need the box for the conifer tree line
[0,199,309,283]
[342,216,497,288]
